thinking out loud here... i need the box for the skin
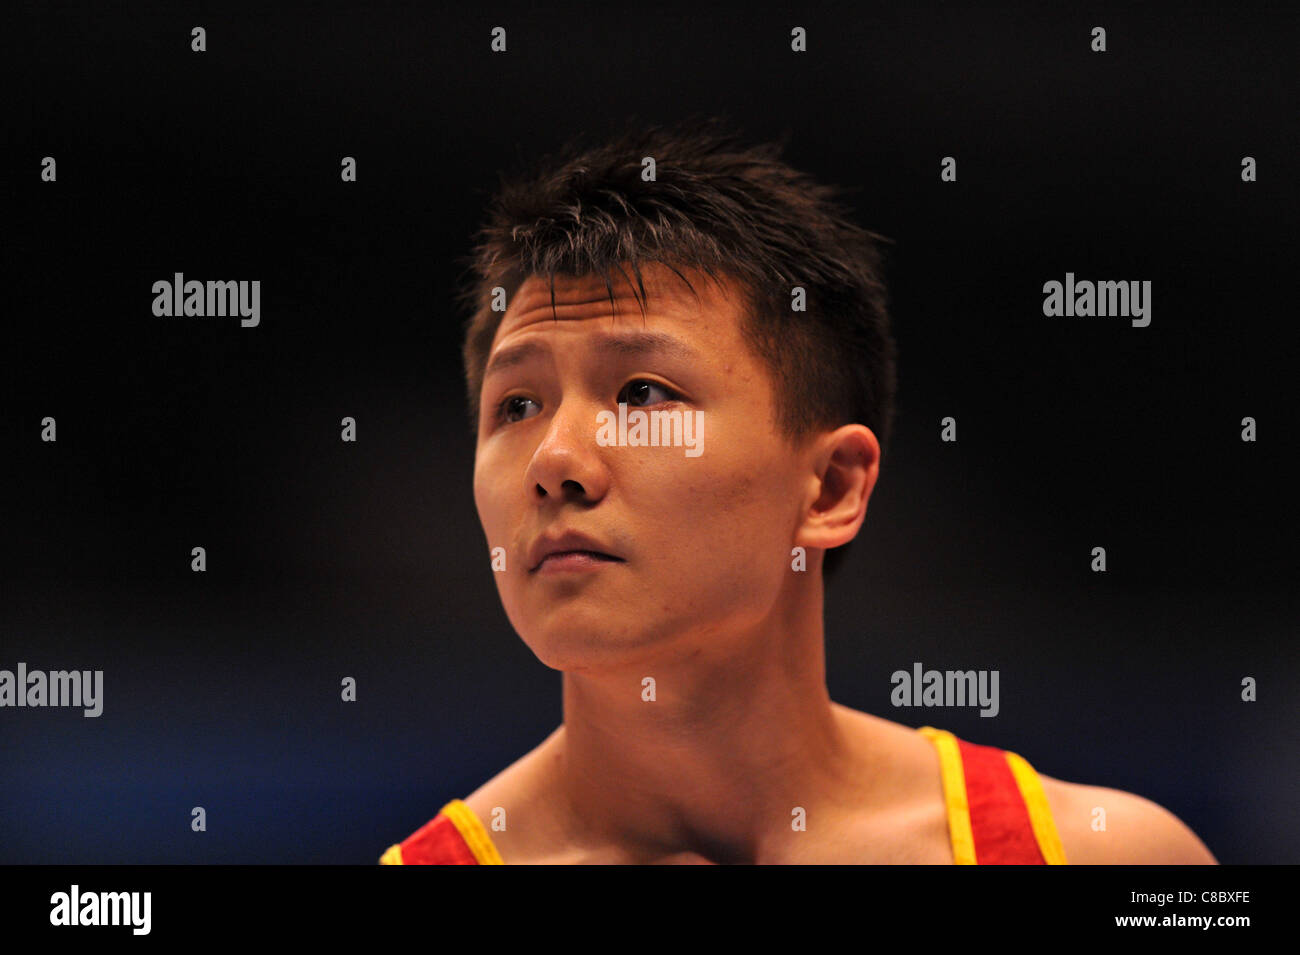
[466,262,1217,865]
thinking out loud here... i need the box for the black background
[4,2,1297,864]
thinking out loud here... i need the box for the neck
[546,573,873,864]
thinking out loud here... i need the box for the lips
[534,551,622,572]
[527,531,624,572]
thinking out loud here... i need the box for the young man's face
[472,264,820,671]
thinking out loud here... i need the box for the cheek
[472,460,489,529]
[711,422,792,511]
[639,438,794,556]
[473,452,510,540]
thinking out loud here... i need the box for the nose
[523,398,610,504]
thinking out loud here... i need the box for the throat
[646,850,721,865]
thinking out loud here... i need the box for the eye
[619,379,681,407]
[496,394,540,424]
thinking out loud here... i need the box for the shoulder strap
[918,726,1067,865]
[379,799,505,865]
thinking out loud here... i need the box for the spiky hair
[455,115,898,579]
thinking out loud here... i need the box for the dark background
[4,2,1296,864]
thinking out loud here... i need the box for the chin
[509,591,617,635]
[521,624,663,673]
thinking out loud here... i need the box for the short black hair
[456,115,898,580]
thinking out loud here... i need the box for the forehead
[489,265,746,352]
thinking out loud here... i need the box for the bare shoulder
[460,727,576,863]
[1037,773,1218,864]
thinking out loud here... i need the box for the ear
[793,424,880,553]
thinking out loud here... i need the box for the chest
[529,802,955,864]
[777,803,956,864]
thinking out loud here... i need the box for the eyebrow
[483,331,702,380]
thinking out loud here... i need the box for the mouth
[530,550,625,573]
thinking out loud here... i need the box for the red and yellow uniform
[379,725,1067,865]
[917,726,1067,864]
[379,798,504,865]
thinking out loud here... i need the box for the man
[381,118,1216,864]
